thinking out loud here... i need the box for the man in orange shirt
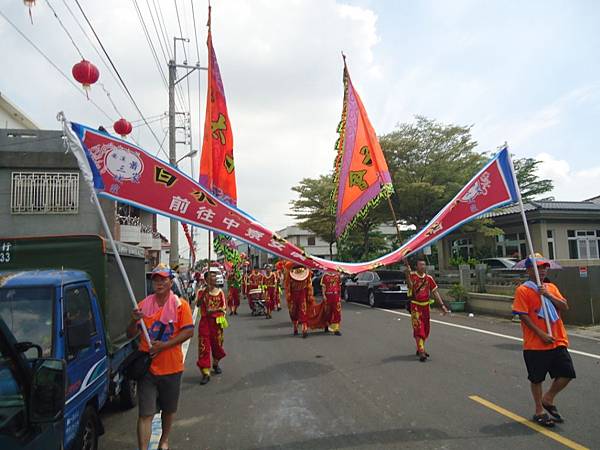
[512,256,575,428]
[127,265,194,450]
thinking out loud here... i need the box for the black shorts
[523,346,576,384]
[138,371,183,416]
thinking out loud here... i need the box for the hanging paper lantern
[24,0,35,24]
[113,118,133,137]
[72,60,100,98]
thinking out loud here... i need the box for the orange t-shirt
[138,297,194,375]
[512,282,569,350]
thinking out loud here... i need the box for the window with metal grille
[11,172,79,214]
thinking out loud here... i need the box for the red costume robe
[321,272,342,332]
[409,272,438,353]
[288,277,310,333]
[196,288,227,375]
[263,272,278,316]
[227,272,241,310]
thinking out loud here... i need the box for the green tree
[289,174,390,260]
[380,116,487,227]
[513,157,554,201]
[289,174,337,259]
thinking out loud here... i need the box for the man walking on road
[404,258,448,362]
[512,256,575,428]
[127,265,194,450]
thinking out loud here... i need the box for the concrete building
[0,128,165,270]
[436,200,600,268]
[0,92,39,130]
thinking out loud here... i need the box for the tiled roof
[483,201,600,218]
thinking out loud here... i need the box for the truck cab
[0,270,106,450]
[0,235,146,450]
[0,315,66,450]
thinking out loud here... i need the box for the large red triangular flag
[199,5,236,206]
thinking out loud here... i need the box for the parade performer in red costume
[196,272,228,384]
[404,258,448,362]
[226,264,242,315]
[245,266,263,312]
[321,270,343,336]
[284,264,314,338]
[262,265,279,319]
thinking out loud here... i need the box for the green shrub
[448,283,469,302]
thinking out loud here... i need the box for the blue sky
[1,1,599,256]
[345,0,600,200]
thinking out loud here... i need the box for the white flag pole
[58,112,152,346]
[506,144,552,336]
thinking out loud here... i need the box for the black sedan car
[344,270,409,308]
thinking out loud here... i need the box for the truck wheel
[120,377,138,410]
[73,405,99,450]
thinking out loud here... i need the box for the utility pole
[168,58,178,268]
[168,37,207,269]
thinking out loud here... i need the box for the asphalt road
[101,298,600,450]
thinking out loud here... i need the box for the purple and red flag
[332,57,394,239]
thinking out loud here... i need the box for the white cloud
[536,152,599,201]
[0,1,380,258]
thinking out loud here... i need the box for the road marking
[349,302,600,360]
[148,306,198,450]
[469,395,589,450]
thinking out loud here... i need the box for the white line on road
[350,302,600,360]
[148,306,198,450]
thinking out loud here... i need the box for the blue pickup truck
[0,235,146,450]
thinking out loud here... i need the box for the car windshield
[0,287,53,358]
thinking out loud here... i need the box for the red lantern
[72,60,99,98]
[113,118,133,137]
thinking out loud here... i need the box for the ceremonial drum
[248,288,262,296]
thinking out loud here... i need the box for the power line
[0,9,113,123]
[73,0,168,159]
[143,0,186,111]
[173,0,188,63]
[99,83,125,118]
[60,0,131,105]
[131,0,169,91]
[153,0,187,108]
[44,0,85,59]
[173,0,192,117]
[190,0,201,63]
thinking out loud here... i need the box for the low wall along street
[436,266,598,326]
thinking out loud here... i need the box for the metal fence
[11,171,79,214]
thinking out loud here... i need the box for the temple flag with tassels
[199,5,237,206]
[332,55,394,239]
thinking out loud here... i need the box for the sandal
[542,403,564,423]
[532,413,555,428]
